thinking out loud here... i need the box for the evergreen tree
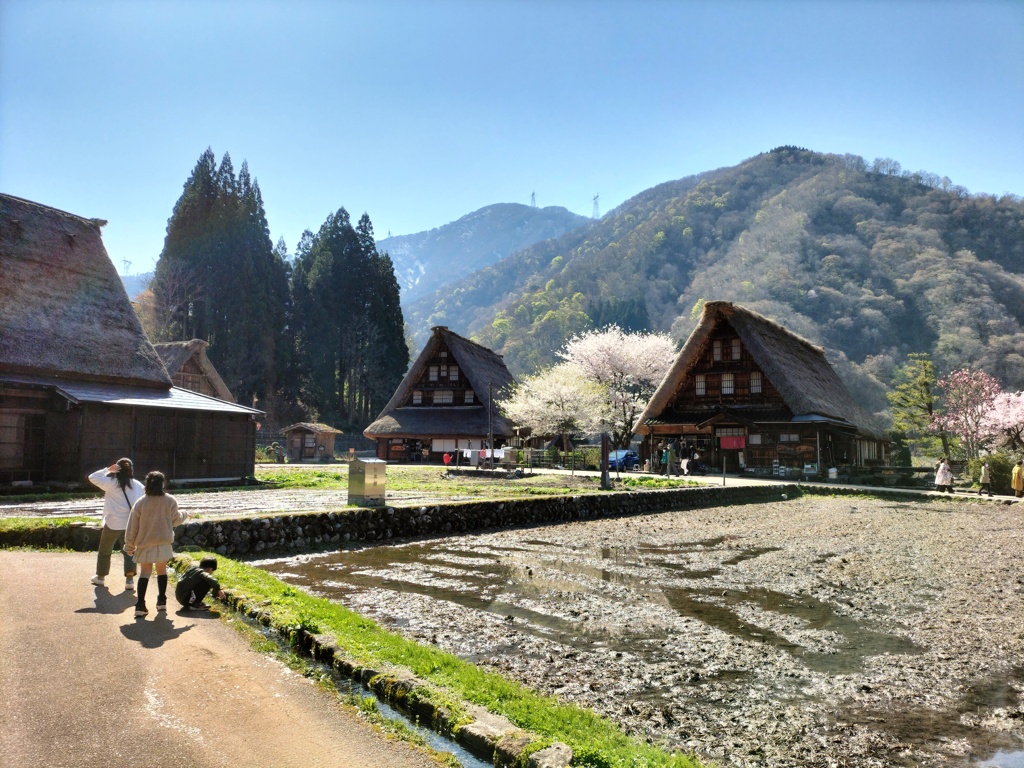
[151,149,289,407]
[291,209,409,428]
[887,353,949,459]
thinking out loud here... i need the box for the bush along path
[173,553,702,768]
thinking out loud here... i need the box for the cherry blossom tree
[982,391,1024,451]
[931,369,1003,459]
[558,325,677,448]
[499,363,606,463]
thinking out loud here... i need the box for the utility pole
[488,383,494,470]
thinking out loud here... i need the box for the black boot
[135,577,149,616]
[156,574,168,611]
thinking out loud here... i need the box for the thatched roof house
[634,301,886,476]
[280,422,342,462]
[153,339,235,402]
[364,326,516,462]
[0,194,261,486]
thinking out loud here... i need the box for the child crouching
[175,556,226,611]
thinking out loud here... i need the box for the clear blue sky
[2,0,1021,276]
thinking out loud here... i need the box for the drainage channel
[239,613,491,768]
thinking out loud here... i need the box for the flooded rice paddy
[256,495,1024,767]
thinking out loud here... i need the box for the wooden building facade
[363,326,516,462]
[0,194,261,486]
[153,339,236,402]
[635,302,887,477]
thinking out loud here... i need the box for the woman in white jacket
[88,458,144,591]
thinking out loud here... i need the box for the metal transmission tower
[530,191,536,208]
[592,194,600,219]
[122,259,131,274]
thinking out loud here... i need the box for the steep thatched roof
[153,339,235,402]
[0,194,171,388]
[636,301,884,439]
[364,326,516,439]
[280,422,343,435]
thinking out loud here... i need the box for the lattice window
[750,371,762,394]
[695,374,706,396]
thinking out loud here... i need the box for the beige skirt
[133,544,174,565]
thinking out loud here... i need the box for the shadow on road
[75,585,137,615]
[119,614,194,648]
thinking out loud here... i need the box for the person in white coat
[88,458,144,590]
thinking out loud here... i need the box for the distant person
[978,461,993,497]
[1013,460,1024,498]
[935,459,953,494]
[124,471,188,617]
[175,556,225,611]
[88,458,144,591]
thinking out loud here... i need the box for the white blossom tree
[931,369,1003,460]
[558,325,677,448]
[982,391,1024,452]
[499,363,606,463]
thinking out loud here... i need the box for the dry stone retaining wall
[175,484,799,557]
[2,484,801,555]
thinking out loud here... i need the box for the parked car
[608,449,640,471]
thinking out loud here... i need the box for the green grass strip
[202,552,701,768]
[0,516,95,533]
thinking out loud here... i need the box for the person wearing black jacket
[174,557,225,611]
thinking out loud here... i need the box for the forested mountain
[408,148,1024,419]
[379,203,589,306]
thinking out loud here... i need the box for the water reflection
[257,535,918,674]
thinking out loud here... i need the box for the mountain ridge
[379,202,590,305]
[406,147,1024,419]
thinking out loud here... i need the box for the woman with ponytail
[88,458,144,590]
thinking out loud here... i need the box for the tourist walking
[1012,460,1024,499]
[88,458,144,591]
[978,461,993,497]
[935,458,953,493]
[124,471,188,617]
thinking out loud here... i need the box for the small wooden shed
[280,422,343,462]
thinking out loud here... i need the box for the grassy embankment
[188,550,702,768]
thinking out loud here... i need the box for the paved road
[0,550,441,768]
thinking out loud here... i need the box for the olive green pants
[95,525,136,579]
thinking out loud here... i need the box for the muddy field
[258,495,1024,768]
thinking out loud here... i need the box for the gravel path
[261,494,1024,768]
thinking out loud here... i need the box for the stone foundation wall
[175,484,799,557]
[2,484,800,554]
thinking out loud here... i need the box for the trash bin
[349,458,386,507]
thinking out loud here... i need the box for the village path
[0,550,443,768]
